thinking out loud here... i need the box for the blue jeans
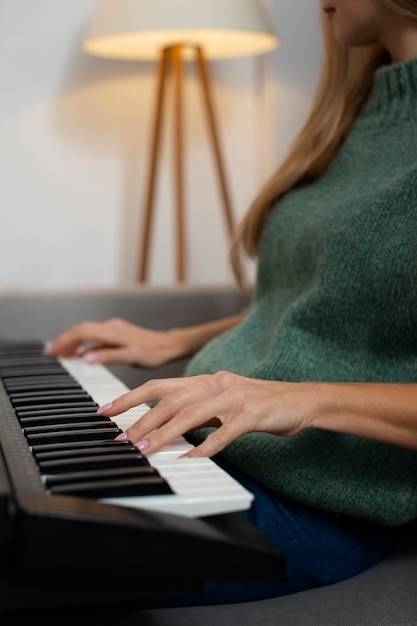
[138,458,400,607]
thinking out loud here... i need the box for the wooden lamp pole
[137,44,235,283]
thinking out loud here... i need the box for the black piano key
[10,392,92,406]
[0,366,67,378]
[0,356,59,368]
[45,466,159,485]
[30,439,135,453]
[16,400,97,415]
[25,427,122,445]
[0,354,61,363]
[9,388,87,397]
[16,406,99,417]
[4,377,79,391]
[4,384,81,395]
[0,351,57,360]
[19,414,113,427]
[23,420,118,433]
[34,444,141,460]
[39,454,150,473]
[48,475,173,498]
[3,373,72,381]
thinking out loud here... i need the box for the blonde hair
[383,0,417,18]
[230,1,417,290]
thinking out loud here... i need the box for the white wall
[0,0,322,289]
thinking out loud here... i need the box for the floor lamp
[83,0,279,283]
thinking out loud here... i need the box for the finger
[128,392,237,455]
[45,323,105,357]
[185,420,244,458]
[82,347,133,365]
[123,394,218,444]
[122,380,219,444]
[99,377,197,418]
[98,374,231,450]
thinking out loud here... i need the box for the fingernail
[136,440,150,452]
[84,352,99,363]
[97,402,113,415]
[179,453,191,459]
[115,432,128,441]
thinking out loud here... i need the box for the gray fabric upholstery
[0,287,416,624]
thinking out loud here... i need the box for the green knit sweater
[186,56,417,526]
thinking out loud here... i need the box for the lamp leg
[195,46,235,237]
[138,48,168,283]
[170,45,186,283]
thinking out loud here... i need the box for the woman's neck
[381,19,417,64]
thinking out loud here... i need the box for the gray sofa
[0,286,416,625]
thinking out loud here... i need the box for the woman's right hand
[44,318,181,368]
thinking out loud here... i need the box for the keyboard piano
[0,341,285,611]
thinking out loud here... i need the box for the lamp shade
[83,0,279,60]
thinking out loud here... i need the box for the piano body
[0,338,285,611]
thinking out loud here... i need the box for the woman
[47,0,417,602]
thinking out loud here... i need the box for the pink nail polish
[136,440,150,452]
[84,352,99,363]
[115,432,128,441]
[97,402,113,415]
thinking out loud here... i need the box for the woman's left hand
[98,371,316,458]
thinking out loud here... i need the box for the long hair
[383,0,417,18]
[229,1,417,290]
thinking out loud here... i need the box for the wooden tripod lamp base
[137,44,235,283]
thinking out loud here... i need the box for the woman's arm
[96,373,417,456]
[311,381,417,451]
[45,313,245,368]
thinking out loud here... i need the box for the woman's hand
[44,318,180,368]
[95,371,417,456]
[98,371,315,458]
[45,313,246,369]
